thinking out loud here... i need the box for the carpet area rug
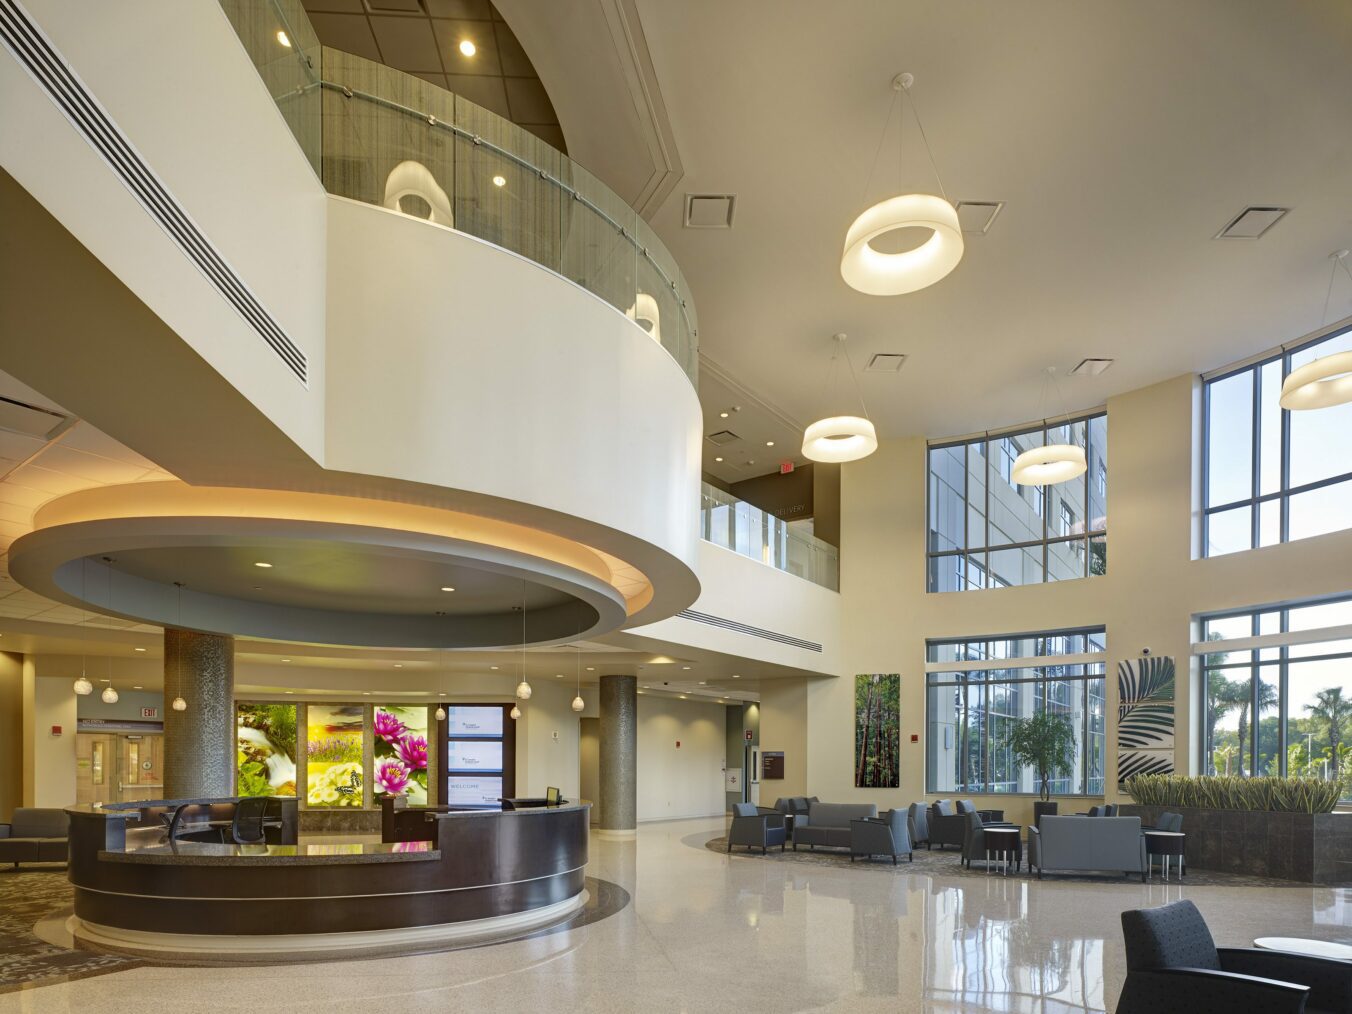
[700,835,1310,888]
[0,866,140,994]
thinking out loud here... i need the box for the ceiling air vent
[1214,207,1289,240]
[955,200,1005,235]
[1070,358,1114,377]
[0,395,67,438]
[705,429,740,446]
[684,194,736,229]
[865,353,907,373]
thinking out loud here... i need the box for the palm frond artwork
[1117,656,1175,787]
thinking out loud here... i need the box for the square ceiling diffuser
[684,194,736,229]
[1214,206,1289,239]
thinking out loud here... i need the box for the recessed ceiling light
[134,647,146,652]
[586,666,595,671]
[679,695,686,699]
[699,681,707,685]
[556,673,563,678]
[394,664,403,668]
[276,30,291,48]
[732,674,741,678]
[459,39,476,57]
[254,561,272,568]
[440,586,455,592]
[282,658,291,662]
[133,685,143,690]
[363,691,371,696]
[492,175,506,187]
[490,665,499,670]
[766,441,775,447]
[681,666,691,670]
[719,412,729,418]
[285,690,294,695]
[714,456,723,462]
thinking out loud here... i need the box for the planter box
[1120,804,1352,884]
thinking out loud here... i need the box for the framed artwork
[1117,655,1176,786]
[855,673,900,788]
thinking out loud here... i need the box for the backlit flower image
[396,734,427,770]
[373,706,430,804]
[376,758,410,795]
[374,709,407,745]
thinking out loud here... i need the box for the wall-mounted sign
[50,725,62,737]
[761,750,785,780]
[744,729,753,742]
[141,707,158,719]
[725,769,741,791]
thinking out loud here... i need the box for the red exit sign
[141,707,158,719]
[780,461,795,474]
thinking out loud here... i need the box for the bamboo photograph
[854,673,901,788]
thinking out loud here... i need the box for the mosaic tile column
[163,628,235,798]
[597,674,637,840]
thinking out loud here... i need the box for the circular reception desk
[65,798,590,960]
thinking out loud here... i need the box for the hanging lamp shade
[1280,351,1352,410]
[171,696,187,712]
[73,675,93,696]
[802,415,878,463]
[1011,444,1087,487]
[435,705,447,721]
[509,704,521,720]
[101,685,119,704]
[841,193,963,296]
[571,695,585,713]
[515,679,532,700]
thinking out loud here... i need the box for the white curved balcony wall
[0,0,328,460]
[325,196,703,605]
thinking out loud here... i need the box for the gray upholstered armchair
[928,799,967,850]
[727,802,787,854]
[849,809,913,864]
[1118,899,1352,1014]
[907,801,930,849]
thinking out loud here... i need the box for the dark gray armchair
[727,802,787,854]
[1118,899,1352,1014]
[849,809,913,864]
[907,801,930,849]
[928,799,967,850]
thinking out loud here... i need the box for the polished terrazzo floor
[2,816,1348,1013]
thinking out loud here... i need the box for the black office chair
[1117,900,1352,1013]
[230,797,276,845]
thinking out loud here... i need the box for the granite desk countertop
[99,840,441,866]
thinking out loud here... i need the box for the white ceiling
[524,1,1352,448]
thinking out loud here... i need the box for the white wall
[637,695,726,822]
[31,677,77,808]
[0,1,328,459]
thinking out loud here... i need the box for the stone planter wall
[1120,804,1352,884]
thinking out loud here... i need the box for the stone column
[597,674,637,840]
[163,628,235,798]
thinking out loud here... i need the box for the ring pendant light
[1281,250,1352,411]
[841,73,963,296]
[802,334,878,463]
[1011,367,1087,487]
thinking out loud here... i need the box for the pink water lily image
[396,734,428,770]
[374,710,407,745]
[375,758,410,794]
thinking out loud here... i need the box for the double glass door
[76,733,165,804]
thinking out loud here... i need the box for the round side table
[1254,937,1352,960]
[982,826,1021,877]
[1144,830,1185,880]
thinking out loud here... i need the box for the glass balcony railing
[700,484,839,591]
[220,0,698,385]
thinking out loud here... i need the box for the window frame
[926,412,1107,593]
[925,626,1108,797]
[1202,322,1352,556]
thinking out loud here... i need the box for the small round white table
[1253,937,1352,961]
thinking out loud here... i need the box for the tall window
[927,414,1108,591]
[1199,597,1352,800]
[926,628,1107,795]
[1203,324,1352,556]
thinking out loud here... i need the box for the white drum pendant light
[1013,367,1088,488]
[1280,250,1352,411]
[803,334,877,463]
[1011,444,1087,486]
[841,73,962,296]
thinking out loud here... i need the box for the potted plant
[1008,711,1077,802]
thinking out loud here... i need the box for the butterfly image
[335,771,360,797]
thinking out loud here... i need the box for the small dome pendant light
[74,675,93,696]
[802,334,877,464]
[571,642,585,712]
[101,682,119,704]
[841,73,963,296]
[171,696,187,712]
[510,703,521,720]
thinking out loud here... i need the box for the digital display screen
[446,740,503,772]
[444,706,503,738]
[446,775,503,808]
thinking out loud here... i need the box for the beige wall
[579,717,599,821]
[0,653,22,821]
[786,373,1352,827]
[31,675,78,808]
[636,695,726,822]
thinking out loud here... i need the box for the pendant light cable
[904,82,949,203]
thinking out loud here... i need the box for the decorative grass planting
[1124,773,1347,813]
